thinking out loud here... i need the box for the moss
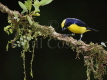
[2,0,107,80]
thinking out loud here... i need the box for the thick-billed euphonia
[61,18,98,40]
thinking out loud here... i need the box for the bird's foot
[71,33,75,36]
[78,34,83,41]
[63,34,75,37]
[78,39,82,41]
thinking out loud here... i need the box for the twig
[0,2,22,18]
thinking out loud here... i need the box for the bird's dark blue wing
[65,18,88,28]
[73,18,88,27]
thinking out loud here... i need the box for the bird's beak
[62,27,66,31]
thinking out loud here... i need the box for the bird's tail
[87,27,99,32]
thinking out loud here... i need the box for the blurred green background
[0,0,107,80]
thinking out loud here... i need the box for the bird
[61,18,99,40]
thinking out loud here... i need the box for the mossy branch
[0,2,22,17]
[1,2,106,53]
[0,2,107,80]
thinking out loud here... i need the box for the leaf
[32,0,41,12]
[32,13,40,16]
[4,26,12,35]
[21,42,25,46]
[34,0,40,8]
[18,1,28,12]
[25,0,32,12]
[13,13,18,18]
[20,37,23,41]
[7,31,10,35]
[21,10,27,14]
[13,44,17,48]
[4,26,11,32]
[9,29,13,34]
[17,41,20,43]
[18,44,21,47]
[32,4,40,12]
[27,36,31,40]
[40,0,53,6]
[24,40,27,42]
[23,36,26,39]
[27,15,33,25]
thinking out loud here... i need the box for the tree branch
[0,2,22,17]
[0,2,107,80]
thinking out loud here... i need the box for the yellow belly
[67,24,87,34]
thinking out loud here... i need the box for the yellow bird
[61,18,98,40]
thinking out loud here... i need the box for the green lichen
[3,0,107,80]
[4,0,53,80]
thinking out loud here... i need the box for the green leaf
[32,13,40,16]
[4,26,11,31]
[21,10,27,14]
[27,36,31,40]
[17,41,20,43]
[32,4,40,12]
[20,37,23,41]
[4,25,12,35]
[21,42,25,46]
[24,40,27,42]
[40,0,53,6]
[18,1,28,12]
[18,44,21,47]
[25,0,32,12]
[13,13,20,22]
[23,36,26,39]
[13,13,18,18]
[5,31,10,35]
[9,29,13,34]
[34,0,40,8]
[27,15,33,25]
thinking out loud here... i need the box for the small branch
[0,2,22,18]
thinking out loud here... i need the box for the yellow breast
[67,24,87,34]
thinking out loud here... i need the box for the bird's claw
[62,34,75,37]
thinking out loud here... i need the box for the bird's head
[61,18,74,31]
[61,19,67,31]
